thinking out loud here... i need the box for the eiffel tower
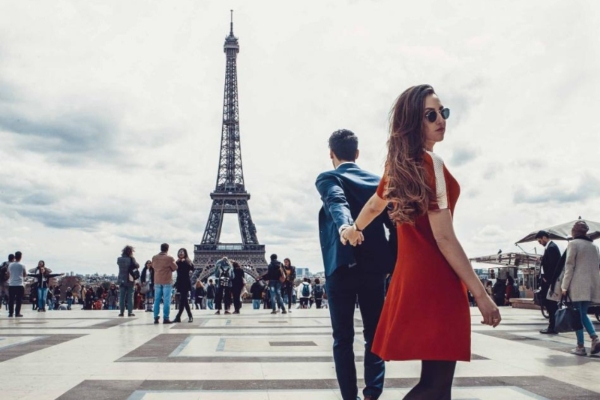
[194,11,267,281]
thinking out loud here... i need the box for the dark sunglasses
[424,108,450,123]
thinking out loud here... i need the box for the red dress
[372,151,470,362]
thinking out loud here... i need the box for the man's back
[8,262,26,286]
[152,253,177,285]
[317,163,395,275]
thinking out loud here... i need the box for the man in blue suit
[316,129,396,400]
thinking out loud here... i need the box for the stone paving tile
[1,308,600,399]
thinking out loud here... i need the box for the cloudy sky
[0,0,598,274]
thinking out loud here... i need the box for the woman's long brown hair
[384,84,435,224]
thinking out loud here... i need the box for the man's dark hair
[329,129,358,161]
[161,243,169,252]
[270,254,277,261]
[15,251,22,261]
[534,230,549,239]
[8,254,14,262]
[208,279,213,283]
[121,245,134,257]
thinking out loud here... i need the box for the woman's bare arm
[343,192,388,245]
[429,208,501,327]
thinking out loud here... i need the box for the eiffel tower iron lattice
[194,12,267,282]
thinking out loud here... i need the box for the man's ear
[329,150,335,160]
[355,149,360,160]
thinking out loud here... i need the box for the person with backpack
[214,257,234,315]
[260,254,287,314]
[313,278,325,309]
[0,254,14,309]
[297,278,312,309]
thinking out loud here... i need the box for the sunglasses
[424,108,450,123]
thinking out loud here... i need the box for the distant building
[295,267,310,278]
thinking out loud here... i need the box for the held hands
[475,293,501,328]
[340,225,364,246]
[561,289,567,296]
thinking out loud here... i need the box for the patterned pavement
[0,306,599,399]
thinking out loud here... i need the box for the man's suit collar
[335,162,358,170]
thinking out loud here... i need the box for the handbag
[129,257,140,280]
[140,281,150,294]
[554,294,583,333]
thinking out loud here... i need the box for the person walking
[7,251,27,317]
[152,243,178,324]
[250,279,264,310]
[231,261,245,314]
[282,258,296,312]
[344,85,500,399]
[117,245,139,317]
[206,279,216,310]
[141,260,155,312]
[260,254,287,314]
[536,230,562,334]
[28,261,63,312]
[174,248,194,323]
[315,129,396,400]
[66,287,73,310]
[214,257,234,315]
[559,220,600,356]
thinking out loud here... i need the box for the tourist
[560,220,600,356]
[282,258,296,312]
[65,287,73,310]
[194,280,206,310]
[492,279,506,307]
[231,261,245,314]
[485,281,493,296]
[315,129,396,400]
[536,230,562,335]
[297,278,312,309]
[106,284,118,310]
[250,279,263,310]
[28,261,64,312]
[7,251,27,317]
[260,254,286,314]
[214,257,234,315]
[53,284,61,310]
[313,278,325,309]
[174,248,194,323]
[152,243,178,324]
[134,283,144,310]
[206,279,216,310]
[141,260,154,312]
[344,85,500,399]
[30,281,38,310]
[117,245,139,317]
[0,254,14,309]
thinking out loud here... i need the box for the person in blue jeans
[117,246,139,317]
[250,279,264,309]
[151,243,178,324]
[560,221,600,356]
[206,279,216,310]
[315,129,396,400]
[28,261,63,312]
[260,254,286,314]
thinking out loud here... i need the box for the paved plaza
[0,306,599,399]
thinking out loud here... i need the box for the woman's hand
[475,293,501,327]
[342,226,364,246]
[561,289,567,296]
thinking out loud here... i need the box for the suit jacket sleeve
[316,173,353,232]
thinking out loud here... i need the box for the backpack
[314,284,324,299]
[0,262,9,283]
[301,283,310,297]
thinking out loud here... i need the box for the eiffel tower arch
[194,11,268,282]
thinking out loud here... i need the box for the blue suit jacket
[316,163,396,277]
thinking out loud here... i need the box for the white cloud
[0,0,598,274]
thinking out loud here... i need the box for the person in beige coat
[560,220,600,356]
[151,243,178,324]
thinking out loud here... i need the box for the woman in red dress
[343,85,501,399]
